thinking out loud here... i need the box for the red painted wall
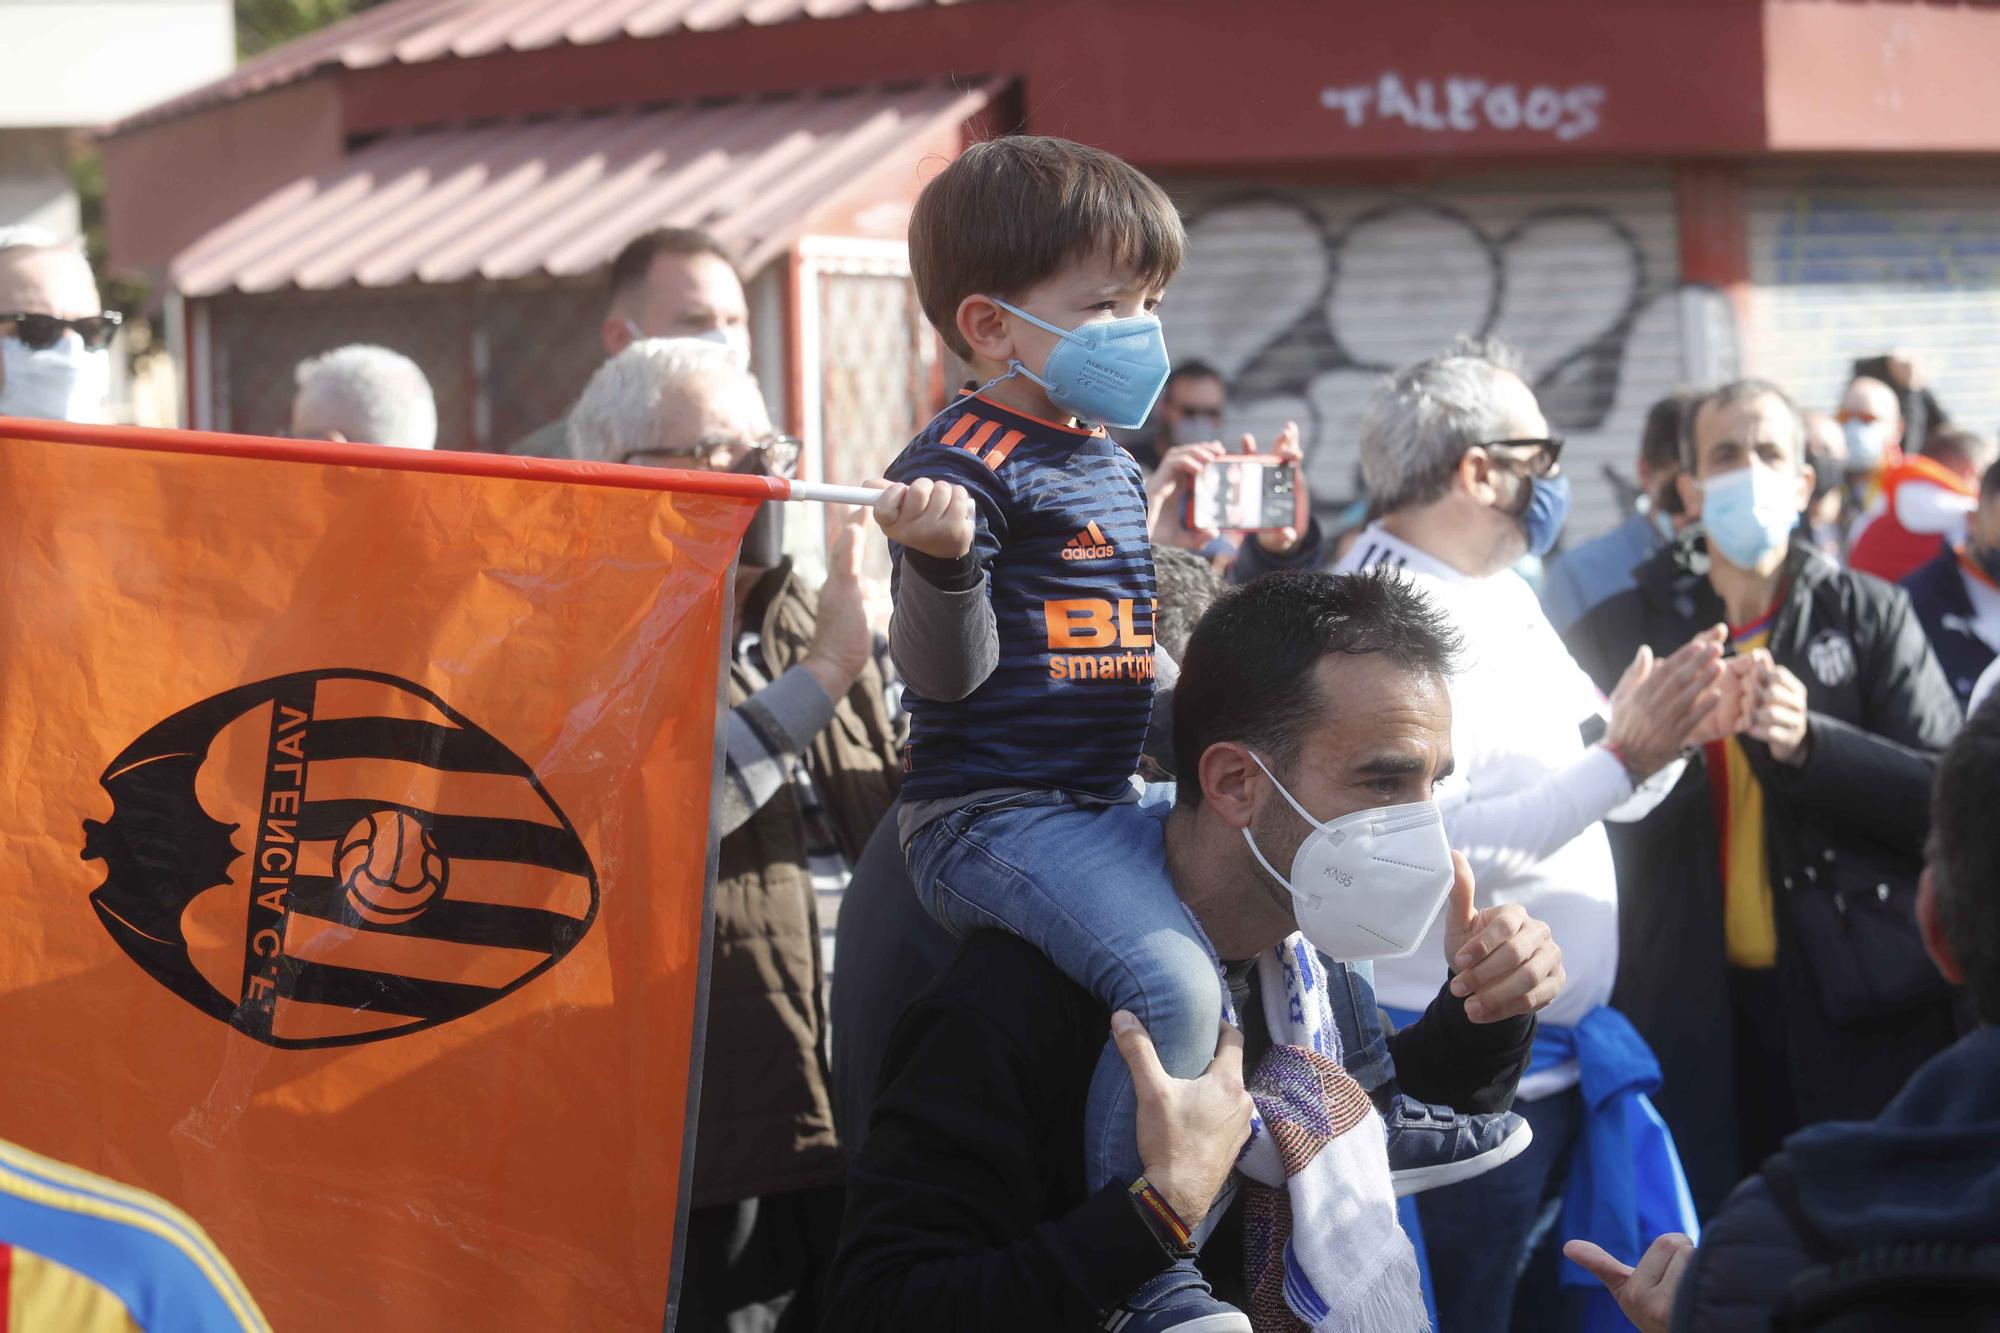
[1025,0,1769,166]
[100,0,2000,284]
[101,80,346,279]
[332,0,1770,162]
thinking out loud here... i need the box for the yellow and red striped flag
[0,419,773,1330]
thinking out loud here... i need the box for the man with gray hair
[569,337,897,1332]
[290,345,437,450]
[1566,378,1961,1225]
[1330,340,1730,1329]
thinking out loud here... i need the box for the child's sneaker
[1383,1093,1533,1197]
[1099,1259,1250,1332]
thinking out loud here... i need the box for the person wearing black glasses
[568,334,898,1333]
[0,228,120,424]
[1309,338,1732,1332]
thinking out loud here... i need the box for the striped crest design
[82,670,598,1049]
[935,414,1026,470]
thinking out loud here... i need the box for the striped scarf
[1201,923,1429,1333]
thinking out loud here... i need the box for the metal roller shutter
[1162,171,1727,542]
[1749,171,2000,441]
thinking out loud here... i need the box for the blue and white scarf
[1189,913,1429,1333]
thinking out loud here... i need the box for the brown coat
[691,564,901,1207]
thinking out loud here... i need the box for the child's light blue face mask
[979,298,1171,430]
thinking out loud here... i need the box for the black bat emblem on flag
[82,670,599,1048]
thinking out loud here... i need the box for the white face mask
[1240,751,1456,963]
[1,332,108,423]
[1843,417,1893,471]
[622,319,751,373]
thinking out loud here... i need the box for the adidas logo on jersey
[1062,522,1115,561]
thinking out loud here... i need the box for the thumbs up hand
[1440,851,1566,1023]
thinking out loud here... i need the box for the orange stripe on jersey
[938,414,977,448]
[983,430,1026,471]
[1084,520,1108,546]
[967,393,1103,437]
[961,420,1002,456]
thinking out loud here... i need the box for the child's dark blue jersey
[885,393,1156,802]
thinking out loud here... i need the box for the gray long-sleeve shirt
[719,664,841,837]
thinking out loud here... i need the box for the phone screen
[1187,457,1303,533]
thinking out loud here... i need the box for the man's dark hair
[1172,569,1461,803]
[1680,377,1806,472]
[1152,546,1224,660]
[1932,694,2000,1024]
[909,135,1185,360]
[608,228,735,306]
[1165,360,1225,395]
[1641,390,1700,477]
[1982,458,2000,506]
[1922,425,1991,474]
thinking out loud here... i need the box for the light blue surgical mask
[985,297,1170,430]
[1517,472,1571,558]
[1699,464,1801,568]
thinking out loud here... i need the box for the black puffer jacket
[1670,1176,1805,1332]
[1566,537,1963,1216]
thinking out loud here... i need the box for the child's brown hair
[910,135,1185,360]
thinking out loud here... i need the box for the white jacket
[1334,524,1677,1098]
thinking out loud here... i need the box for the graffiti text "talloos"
[1319,74,1605,143]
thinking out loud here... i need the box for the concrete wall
[0,0,232,129]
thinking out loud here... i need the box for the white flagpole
[784,480,888,506]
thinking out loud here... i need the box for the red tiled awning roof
[118,0,977,132]
[168,82,989,297]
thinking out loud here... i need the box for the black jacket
[1671,1026,2000,1332]
[1565,537,1962,1216]
[1900,546,1994,710]
[822,930,1534,1331]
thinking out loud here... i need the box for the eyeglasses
[1477,436,1565,478]
[619,432,802,477]
[0,311,122,352]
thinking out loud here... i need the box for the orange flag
[0,420,768,1330]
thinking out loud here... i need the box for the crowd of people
[3,128,1997,1333]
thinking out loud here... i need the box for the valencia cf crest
[81,670,598,1048]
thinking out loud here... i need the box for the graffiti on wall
[1170,192,1739,527]
[1318,74,1606,142]
[1753,183,2000,455]
[1771,189,2000,289]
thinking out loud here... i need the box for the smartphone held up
[1184,454,1307,534]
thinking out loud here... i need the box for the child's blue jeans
[906,785,1220,1191]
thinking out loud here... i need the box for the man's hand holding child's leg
[1113,1012,1252,1228]
[869,476,976,560]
